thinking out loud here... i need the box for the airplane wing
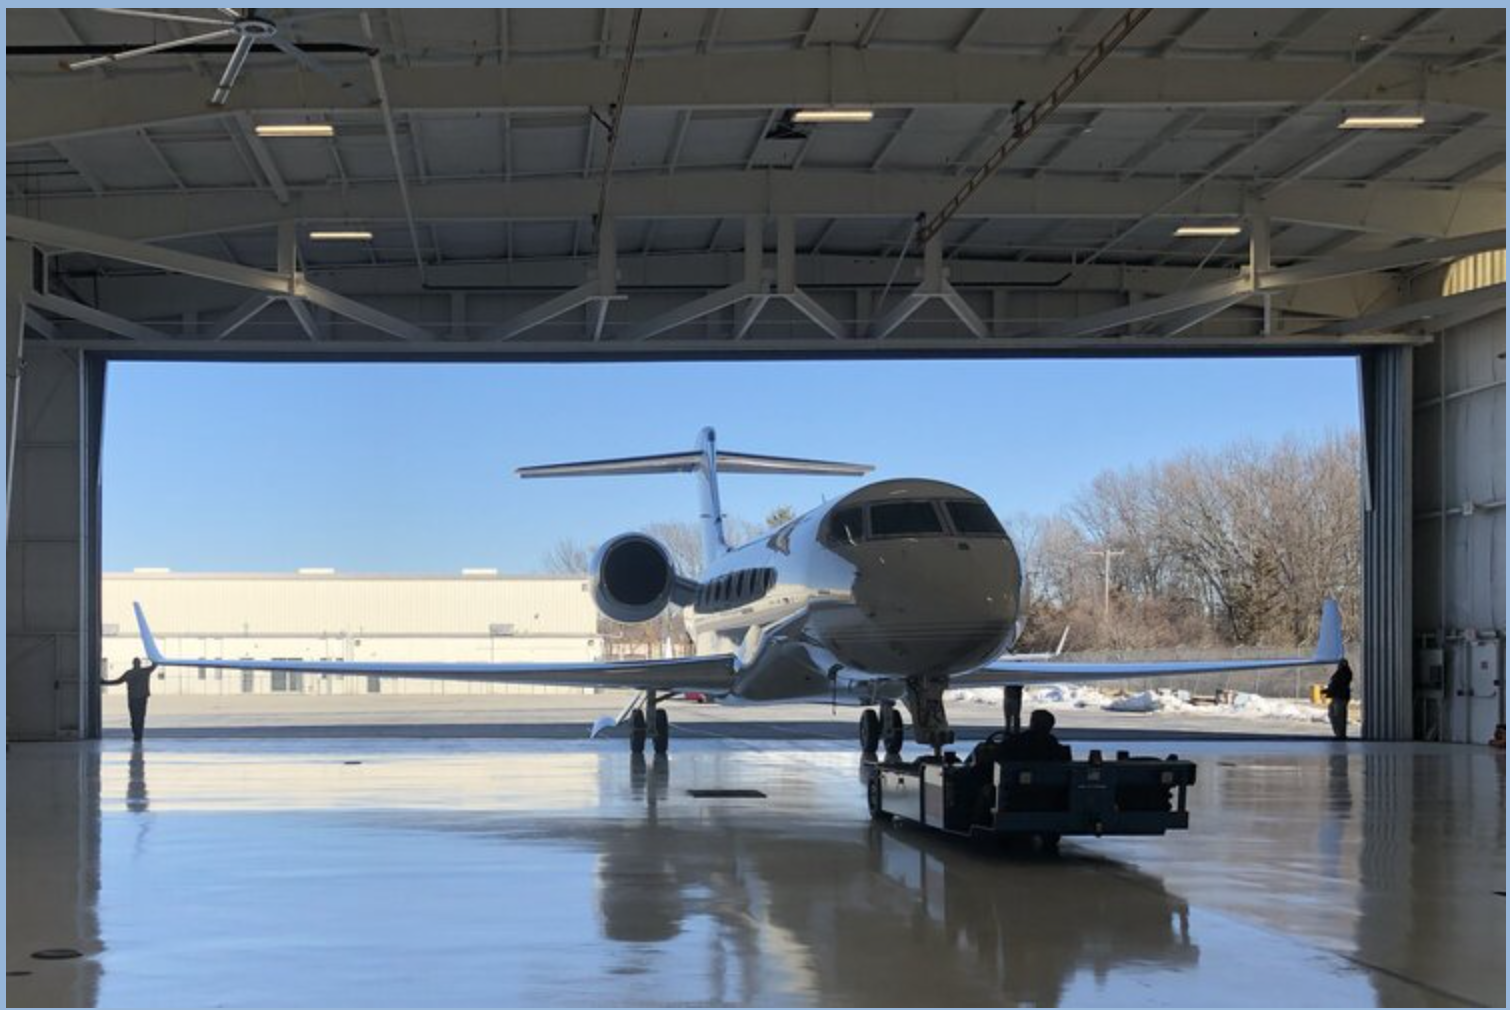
[131,603,737,694]
[956,599,1343,687]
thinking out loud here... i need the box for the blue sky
[102,357,1360,573]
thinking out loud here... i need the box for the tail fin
[133,602,167,665]
[517,427,872,569]
[1314,598,1344,662]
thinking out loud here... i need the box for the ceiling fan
[64,8,363,106]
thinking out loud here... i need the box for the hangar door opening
[88,356,1368,740]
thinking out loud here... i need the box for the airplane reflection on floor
[5,738,1503,1008]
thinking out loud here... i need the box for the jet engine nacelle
[590,533,696,624]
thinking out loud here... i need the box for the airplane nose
[853,538,1019,675]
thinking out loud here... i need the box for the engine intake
[591,533,692,624]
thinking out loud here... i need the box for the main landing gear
[859,702,907,758]
[630,693,671,755]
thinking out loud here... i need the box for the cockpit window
[946,500,1006,536]
[829,507,864,545]
[868,501,944,537]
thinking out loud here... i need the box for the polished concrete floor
[7,734,1504,1007]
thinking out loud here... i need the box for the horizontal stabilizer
[518,450,871,479]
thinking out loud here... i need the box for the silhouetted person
[1322,659,1353,740]
[1005,709,1070,761]
[102,658,157,742]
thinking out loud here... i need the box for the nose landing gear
[859,709,881,753]
[859,702,909,757]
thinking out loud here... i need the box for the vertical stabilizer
[515,431,872,568]
[695,427,728,567]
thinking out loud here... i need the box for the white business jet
[134,428,1343,754]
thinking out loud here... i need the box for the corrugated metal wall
[1412,309,1506,742]
[1361,346,1414,741]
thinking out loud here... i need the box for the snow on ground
[944,684,1358,726]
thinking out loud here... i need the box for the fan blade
[218,8,242,17]
[209,32,256,106]
[66,28,236,70]
[269,35,360,91]
[93,8,233,28]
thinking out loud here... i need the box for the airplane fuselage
[684,479,1022,702]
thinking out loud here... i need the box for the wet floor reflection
[5,739,1503,1007]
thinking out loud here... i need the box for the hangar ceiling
[5,7,1506,355]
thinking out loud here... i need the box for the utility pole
[1085,548,1126,617]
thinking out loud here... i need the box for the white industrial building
[102,570,602,695]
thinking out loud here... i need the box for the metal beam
[481,281,620,341]
[11,51,1502,145]
[29,175,1501,245]
[212,294,273,340]
[33,327,1427,360]
[27,291,167,341]
[871,236,989,339]
[1077,8,1452,270]
[1027,230,1507,340]
[630,215,766,340]
[285,297,323,342]
[1310,285,1507,336]
[232,112,290,205]
[628,279,760,341]
[7,216,432,342]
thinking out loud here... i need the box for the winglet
[133,602,167,665]
[1314,598,1343,662]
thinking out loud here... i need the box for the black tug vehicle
[864,730,1197,851]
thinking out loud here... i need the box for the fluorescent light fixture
[254,123,335,138]
[461,568,499,577]
[308,230,373,241]
[132,567,171,574]
[1338,115,1425,130]
[1174,224,1244,237]
[791,108,875,123]
[297,567,336,575]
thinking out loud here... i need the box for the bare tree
[541,538,593,575]
[1020,431,1360,652]
[765,505,797,529]
[642,520,706,578]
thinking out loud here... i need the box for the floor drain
[7,970,33,977]
[1496,890,1505,897]
[31,949,82,961]
[343,761,362,766]
[688,789,766,799]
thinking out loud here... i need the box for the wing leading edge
[131,603,737,693]
[958,598,1344,687]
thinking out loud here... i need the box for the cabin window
[829,507,864,545]
[946,500,1006,537]
[868,501,944,537]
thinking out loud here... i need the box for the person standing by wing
[1322,659,1353,740]
[103,658,157,742]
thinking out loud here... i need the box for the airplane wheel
[882,708,905,756]
[652,709,670,755]
[630,710,647,754]
[858,709,881,752]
